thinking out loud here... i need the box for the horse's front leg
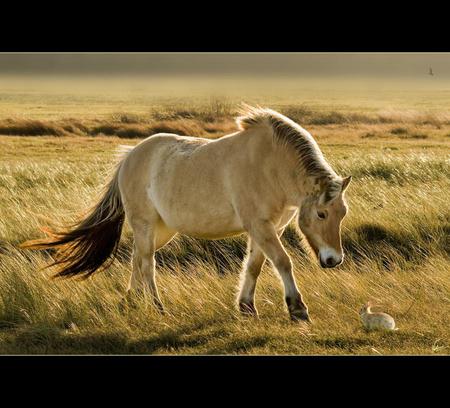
[246,220,310,322]
[238,227,286,317]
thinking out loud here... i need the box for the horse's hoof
[290,309,311,323]
[239,301,259,318]
[286,296,310,323]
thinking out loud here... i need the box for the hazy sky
[0,53,448,77]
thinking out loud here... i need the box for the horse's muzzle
[320,256,342,268]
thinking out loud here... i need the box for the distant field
[0,75,449,354]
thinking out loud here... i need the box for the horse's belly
[185,228,246,240]
[158,203,244,239]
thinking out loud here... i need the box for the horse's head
[298,175,351,268]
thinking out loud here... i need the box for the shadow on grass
[1,319,229,354]
[206,335,272,354]
[3,326,275,355]
[1,322,436,355]
[312,337,373,351]
[342,222,449,269]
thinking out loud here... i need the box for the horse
[22,106,351,322]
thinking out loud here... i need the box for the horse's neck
[267,147,315,200]
[231,128,330,206]
[270,156,314,207]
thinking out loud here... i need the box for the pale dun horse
[22,107,351,323]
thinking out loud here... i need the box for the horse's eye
[317,211,327,220]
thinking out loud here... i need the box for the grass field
[0,75,449,354]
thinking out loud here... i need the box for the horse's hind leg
[128,221,164,312]
[127,217,177,313]
[127,221,164,312]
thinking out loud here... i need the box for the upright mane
[236,106,336,179]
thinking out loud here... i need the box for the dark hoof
[290,309,311,323]
[239,301,259,317]
[286,296,310,323]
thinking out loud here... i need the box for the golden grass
[0,87,449,354]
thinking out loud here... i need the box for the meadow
[0,75,449,354]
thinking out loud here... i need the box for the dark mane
[236,106,335,178]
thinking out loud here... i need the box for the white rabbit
[360,302,397,331]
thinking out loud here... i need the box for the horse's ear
[341,176,352,192]
[318,180,341,206]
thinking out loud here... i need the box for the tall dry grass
[0,104,449,354]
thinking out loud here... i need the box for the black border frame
[0,6,448,391]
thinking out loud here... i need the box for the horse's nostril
[326,257,334,266]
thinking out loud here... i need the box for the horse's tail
[20,159,127,280]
